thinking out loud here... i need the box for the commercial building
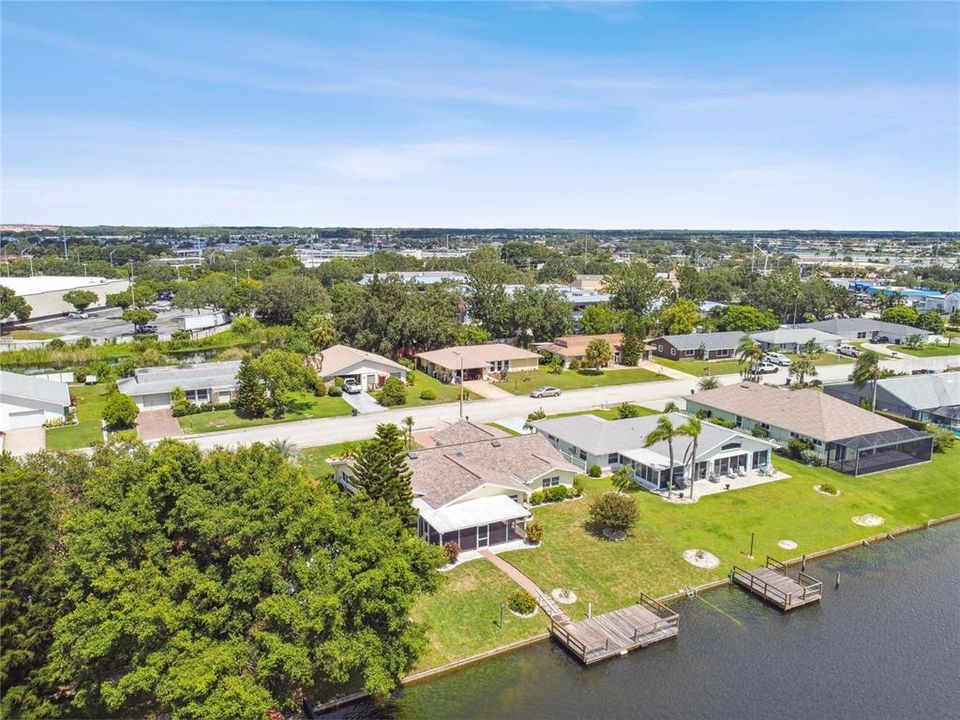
[1,276,130,320]
[792,318,931,345]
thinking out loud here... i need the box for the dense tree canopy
[0,285,32,326]
[602,264,671,315]
[255,274,328,325]
[62,289,99,312]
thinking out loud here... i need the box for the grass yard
[889,344,960,357]
[298,442,361,478]
[411,560,549,671]
[787,352,853,367]
[499,366,664,395]
[547,405,660,420]
[652,357,743,377]
[399,372,480,407]
[10,329,62,340]
[46,383,109,450]
[177,391,352,433]
[417,448,960,670]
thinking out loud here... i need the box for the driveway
[1,426,46,456]
[342,390,387,414]
[463,380,514,399]
[136,409,185,441]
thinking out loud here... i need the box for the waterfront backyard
[410,447,960,671]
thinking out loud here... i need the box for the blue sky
[2,1,957,229]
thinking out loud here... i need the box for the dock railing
[796,571,824,602]
[550,617,609,662]
[731,565,792,606]
[765,556,789,575]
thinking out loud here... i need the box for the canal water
[329,521,960,720]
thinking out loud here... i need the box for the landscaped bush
[442,541,460,565]
[617,402,643,419]
[313,380,328,397]
[230,315,260,335]
[507,589,537,615]
[525,521,544,543]
[588,491,638,533]
[711,417,737,429]
[419,389,436,400]
[101,392,139,431]
[334,376,345,387]
[819,482,839,496]
[931,427,956,453]
[572,475,585,497]
[588,464,602,478]
[529,490,545,505]
[73,336,93,349]
[47,338,67,350]
[751,426,770,438]
[544,485,568,502]
[788,438,812,459]
[406,369,416,385]
[328,386,343,397]
[378,376,407,406]
[799,449,823,466]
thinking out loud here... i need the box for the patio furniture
[736,467,747,477]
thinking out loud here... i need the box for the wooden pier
[731,557,823,611]
[549,593,679,665]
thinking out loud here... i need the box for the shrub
[819,482,839,496]
[406,369,416,385]
[328,386,343,397]
[711,417,736,429]
[442,541,460,565]
[588,464,602,478]
[588,491,638,532]
[788,438,812,459]
[799,449,823,466]
[116,358,137,378]
[334,376,345,387]
[47,338,67,350]
[230,315,260,335]
[419,389,436,401]
[617,402,643,419]
[931,427,955,453]
[73,367,88,384]
[313,380,328,397]
[572,475,585,497]
[525,521,544,543]
[73,336,93,349]
[529,490,545,505]
[751,426,769,438]
[545,485,568,503]
[101,392,139,430]
[507,589,537,615]
[378,376,407,406]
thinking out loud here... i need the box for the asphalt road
[179,352,958,452]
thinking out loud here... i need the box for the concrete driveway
[136,409,185,441]
[1,426,46,456]
[463,380,514,399]
[342,390,387,414]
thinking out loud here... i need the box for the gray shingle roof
[116,361,241,397]
[835,373,960,412]
[0,370,71,407]
[653,331,745,352]
[795,318,930,337]
[749,328,846,346]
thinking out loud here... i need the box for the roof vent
[455,451,464,457]
[408,452,418,459]
[491,440,501,447]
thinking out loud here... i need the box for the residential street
[179,353,958,452]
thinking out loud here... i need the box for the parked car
[68,311,89,319]
[530,386,561,398]
[837,344,861,357]
[764,352,792,366]
[342,378,363,394]
[911,368,937,375]
[134,323,158,334]
[752,362,779,375]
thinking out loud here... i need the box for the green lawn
[547,406,659,420]
[889,344,960,357]
[415,448,960,669]
[398,372,480,407]
[177,392,352,434]
[10,329,61,340]
[499,366,665,395]
[411,560,549,671]
[653,357,743,377]
[298,442,360,478]
[786,352,853,367]
[46,384,108,450]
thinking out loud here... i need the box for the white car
[837,344,861,358]
[342,379,363,395]
[752,362,779,374]
[68,311,89,319]
[764,352,792,366]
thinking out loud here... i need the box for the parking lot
[26,305,209,341]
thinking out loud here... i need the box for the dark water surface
[331,522,960,720]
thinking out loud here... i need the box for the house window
[721,442,742,451]
[185,389,210,403]
[607,452,618,464]
[684,349,695,357]
[735,415,743,428]
[542,476,561,488]
[760,423,770,431]
[671,348,677,356]
[578,450,587,461]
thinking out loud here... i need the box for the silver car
[530,386,561,398]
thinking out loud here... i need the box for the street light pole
[458,353,464,419]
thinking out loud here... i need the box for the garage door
[141,393,169,408]
[8,410,45,429]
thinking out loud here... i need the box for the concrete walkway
[463,380,514,399]
[862,342,898,357]
[480,550,547,597]
[639,359,696,380]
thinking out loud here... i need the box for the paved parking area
[27,305,212,340]
[136,409,185,441]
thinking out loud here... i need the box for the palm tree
[737,336,764,382]
[645,416,680,499]
[789,356,817,387]
[852,349,883,411]
[663,400,680,413]
[677,417,703,500]
[306,314,339,373]
[269,438,299,462]
[800,338,821,357]
[402,415,415,450]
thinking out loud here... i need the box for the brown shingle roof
[431,420,509,447]
[313,344,406,378]
[540,333,623,357]
[690,383,904,442]
[408,433,579,507]
[414,343,541,371]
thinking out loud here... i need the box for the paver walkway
[463,380,514,399]
[136,409,185,441]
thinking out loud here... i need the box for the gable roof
[749,327,846,346]
[539,334,624,357]
[407,433,579,507]
[689,383,905,442]
[0,370,71,407]
[653,331,745,352]
[795,318,930,337]
[415,343,541,371]
[829,373,960,412]
[431,420,509,447]
[315,344,405,378]
[116,361,241,397]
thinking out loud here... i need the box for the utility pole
[129,261,136,307]
[232,259,239,285]
[62,228,68,260]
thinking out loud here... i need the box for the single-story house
[0,370,71,430]
[430,419,509,447]
[415,343,541,383]
[116,360,241,409]
[824,374,960,431]
[793,318,931,345]
[332,428,580,551]
[535,333,625,368]
[749,327,846,353]
[571,274,606,292]
[313,344,406,391]
[651,331,745,361]
[532,412,775,492]
[919,292,960,315]
[686,383,933,476]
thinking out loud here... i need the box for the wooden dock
[731,557,823,611]
[548,593,679,665]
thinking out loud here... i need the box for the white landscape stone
[683,549,720,569]
[852,513,884,527]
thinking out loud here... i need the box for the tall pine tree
[351,423,416,524]
[234,355,268,418]
[620,314,645,366]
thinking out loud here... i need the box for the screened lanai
[826,427,933,476]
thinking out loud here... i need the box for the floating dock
[549,593,679,665]
[731,557,823,611]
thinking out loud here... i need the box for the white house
[313,344,407,391]
[749,327,846,353]
[532,412,776,492]
[116,361,241,409]
[332,426,579,551]
[0,370,71,429]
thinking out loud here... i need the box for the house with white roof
[116,361,241,409]
[824,373,960,431]
[0,370,71,429]
[749,327,845,353]
[312,344,407,391]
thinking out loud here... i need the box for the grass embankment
[890,344,960,357]
[10,329,62,340]
[46,384,109,450]
[414,448,960,670]
[298,442,359,478]
[499,366,664,395]
[177,392,352,434]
